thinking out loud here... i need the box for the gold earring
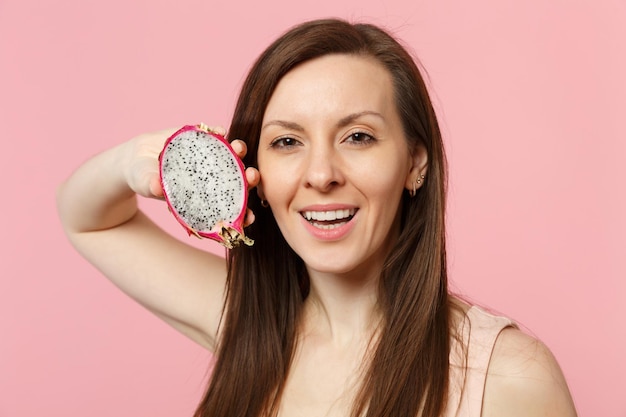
[409,174,425,197]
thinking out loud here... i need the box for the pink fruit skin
[159,124,252,248]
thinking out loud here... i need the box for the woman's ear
[404,143,428,196]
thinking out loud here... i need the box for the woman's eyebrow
[262,111,384,132]
[261,120,305,132]
[336,111,385,128]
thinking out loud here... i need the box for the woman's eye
[346,132,376,145]
[270,137,301,148]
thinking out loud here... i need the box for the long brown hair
[194,19,451,417]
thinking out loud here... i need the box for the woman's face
[257,54,426,277]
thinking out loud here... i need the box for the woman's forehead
[262,54,396,124]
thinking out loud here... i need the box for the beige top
[444,306,516,417]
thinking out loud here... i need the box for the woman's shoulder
[446,300,577,416]
[481,320,578,416]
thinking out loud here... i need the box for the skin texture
[56,53,577,416]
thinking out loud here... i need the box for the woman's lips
[298,207,358,240]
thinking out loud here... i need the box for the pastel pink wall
[1,1,624,416]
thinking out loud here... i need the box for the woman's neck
[301,267,382,347]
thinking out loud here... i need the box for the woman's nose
[302,144,345,192]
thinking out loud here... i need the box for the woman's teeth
[302,209,356,229]
[302,208,356,221]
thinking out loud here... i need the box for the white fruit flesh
[160,128,249,247]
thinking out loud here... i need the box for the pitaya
[159,123,253,249]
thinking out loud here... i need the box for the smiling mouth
[300,208,357,229]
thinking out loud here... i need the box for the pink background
[1,0,624,416]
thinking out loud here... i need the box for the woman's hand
[123,127,179,199]
[123,126,261,227]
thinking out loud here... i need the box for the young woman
[57,18,577,417]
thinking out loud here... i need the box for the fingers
[149,175,164,199]
[245,166,260,190]
[244,166,260,228]
[230,139,247,159]
[243,208,256,228]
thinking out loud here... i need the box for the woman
[57,19,577,417]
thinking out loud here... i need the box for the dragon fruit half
[159,124,253,249]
